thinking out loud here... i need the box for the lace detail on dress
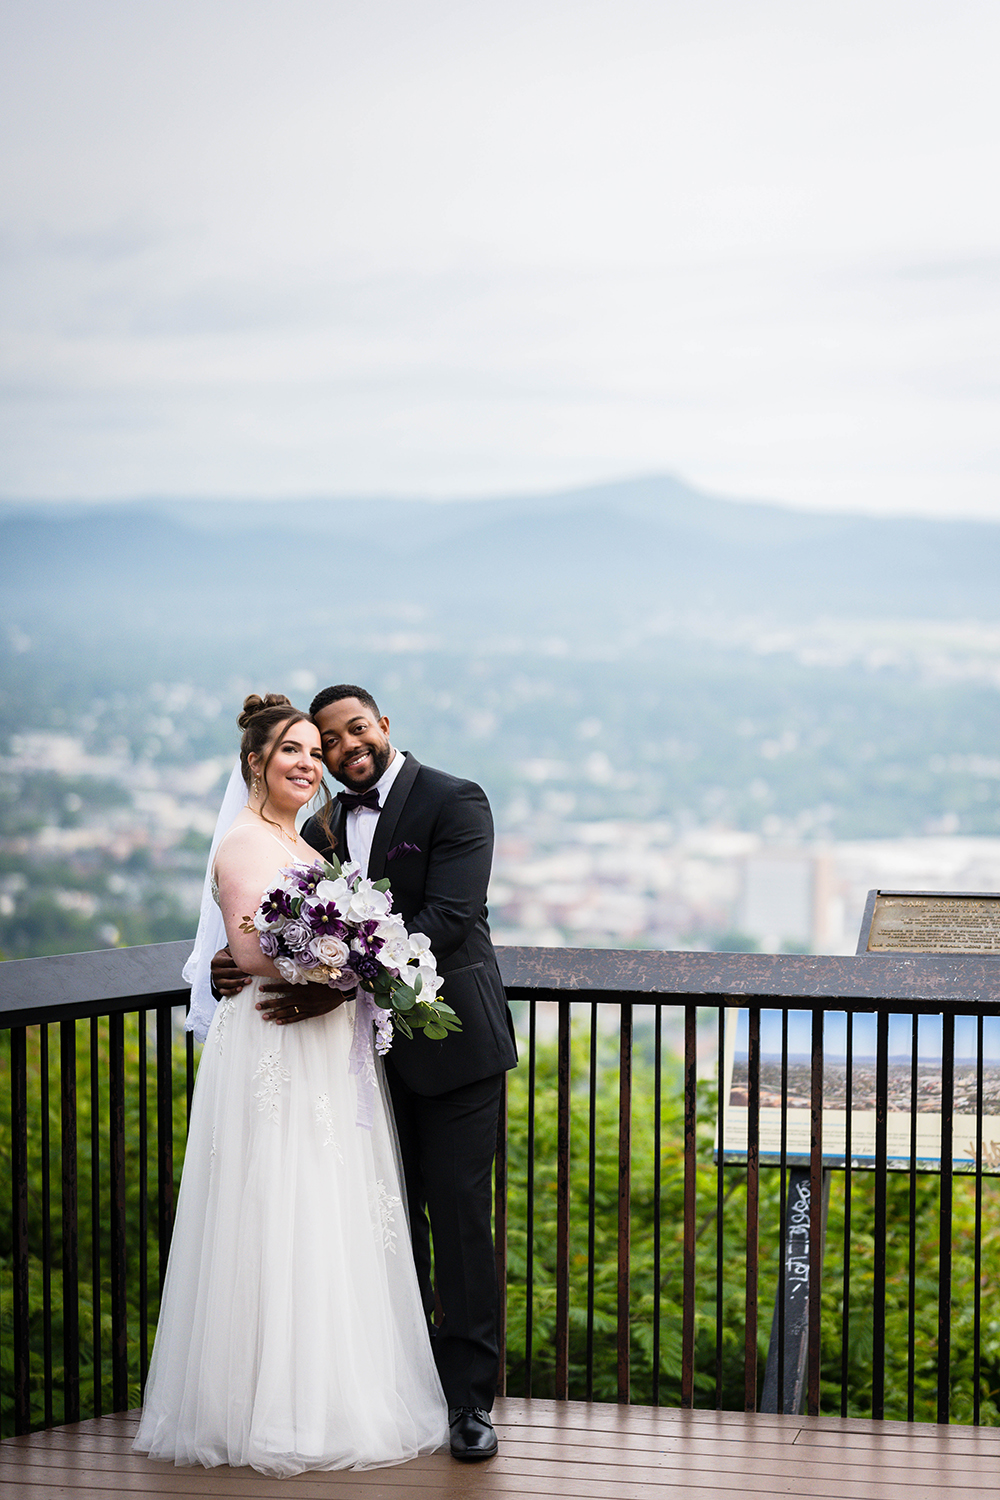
[369,1179,402,1254]
[253,1050,290,1121]
[314,1093,344,1160]
[215,995,238,1054]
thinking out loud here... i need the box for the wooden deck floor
[3,1397,999,1499]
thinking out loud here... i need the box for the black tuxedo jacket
[300,753,517,1097]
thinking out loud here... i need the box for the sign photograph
[721,1008,1000,1172]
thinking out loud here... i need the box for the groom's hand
[257,981,345,1025]
[210,946,250,997]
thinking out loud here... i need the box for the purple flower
[307,901,347,937]
[259,929,280,958]
[281,861,325,894]
[348,950,381,985]
[259,888,297,924]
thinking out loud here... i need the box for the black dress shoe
[448,1405,498,1461]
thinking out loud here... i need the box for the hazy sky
[3,1,999,516]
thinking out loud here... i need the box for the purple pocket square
[387,841,421,863]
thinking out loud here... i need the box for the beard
[333,739,393,792]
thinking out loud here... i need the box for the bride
[133,694,448,1475]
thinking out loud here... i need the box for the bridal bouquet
[240,856,461,1051]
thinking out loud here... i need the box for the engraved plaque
[867,892,1000,954]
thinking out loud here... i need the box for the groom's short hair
[310,683,381,719]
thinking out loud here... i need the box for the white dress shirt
[346,748,406,879]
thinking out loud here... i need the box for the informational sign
[865,892,1000,955]
[719,890,1000,1172]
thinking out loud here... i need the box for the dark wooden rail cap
[2,940,1000,1028]
[0,939,194,1026]
[500,946,1000,1010]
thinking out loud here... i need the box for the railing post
[681,1001,697,1407]
[60,1020,80,1424]
[40,1025,54,1428]
[807,1007,824,1416]
[109,1012,129,1410]
[617,1002,632,1403]
[156,1005,175,1291]
[555,997,571,1399]
[585,1001,598,1401]
[744,1005,760,1411]
[494,1073,508,1398]
[89,1018,102,1418]
[938,1010,955,1423]
[11,1027,30,1435]
[715,1006,726,1409]
[872,1009,889,1419]
[652,1004,663,1405]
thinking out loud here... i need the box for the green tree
[503,1028,1000,1422]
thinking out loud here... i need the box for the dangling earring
[252,775,261,799]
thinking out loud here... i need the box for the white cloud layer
[2,0,999,515]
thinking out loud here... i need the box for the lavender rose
[281,919,313,954]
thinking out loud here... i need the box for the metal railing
[2,942,1000,1435]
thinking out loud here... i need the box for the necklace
[247,808,298,844]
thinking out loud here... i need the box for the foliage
[504,1026,1000,1422]
[0,1016,190,1432]
[3,1013,1000,1433]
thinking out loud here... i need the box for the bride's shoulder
[213,817,277,869]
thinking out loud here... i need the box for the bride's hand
[256,981,346,1024]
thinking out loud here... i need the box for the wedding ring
[293,1006,300,1015]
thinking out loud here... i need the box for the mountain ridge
[3,475,999,648]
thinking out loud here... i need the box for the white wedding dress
[133,975,448,1475]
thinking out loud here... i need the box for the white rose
[274,955,309,985]
[312,934,350,970]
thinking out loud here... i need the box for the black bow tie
[337,787,381,813]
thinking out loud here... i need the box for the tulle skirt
[133,982,448,1475]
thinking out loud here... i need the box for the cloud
[1,1,999,514]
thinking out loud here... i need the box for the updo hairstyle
[237,693,330,827]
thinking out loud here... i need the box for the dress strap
[214,820,297,856]
[209,820,299,904]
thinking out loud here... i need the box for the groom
[211,685,517,1461]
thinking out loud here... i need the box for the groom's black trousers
[385,1065,503,1412]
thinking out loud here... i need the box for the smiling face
[249,717,325,815]
[313,698,394,791]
